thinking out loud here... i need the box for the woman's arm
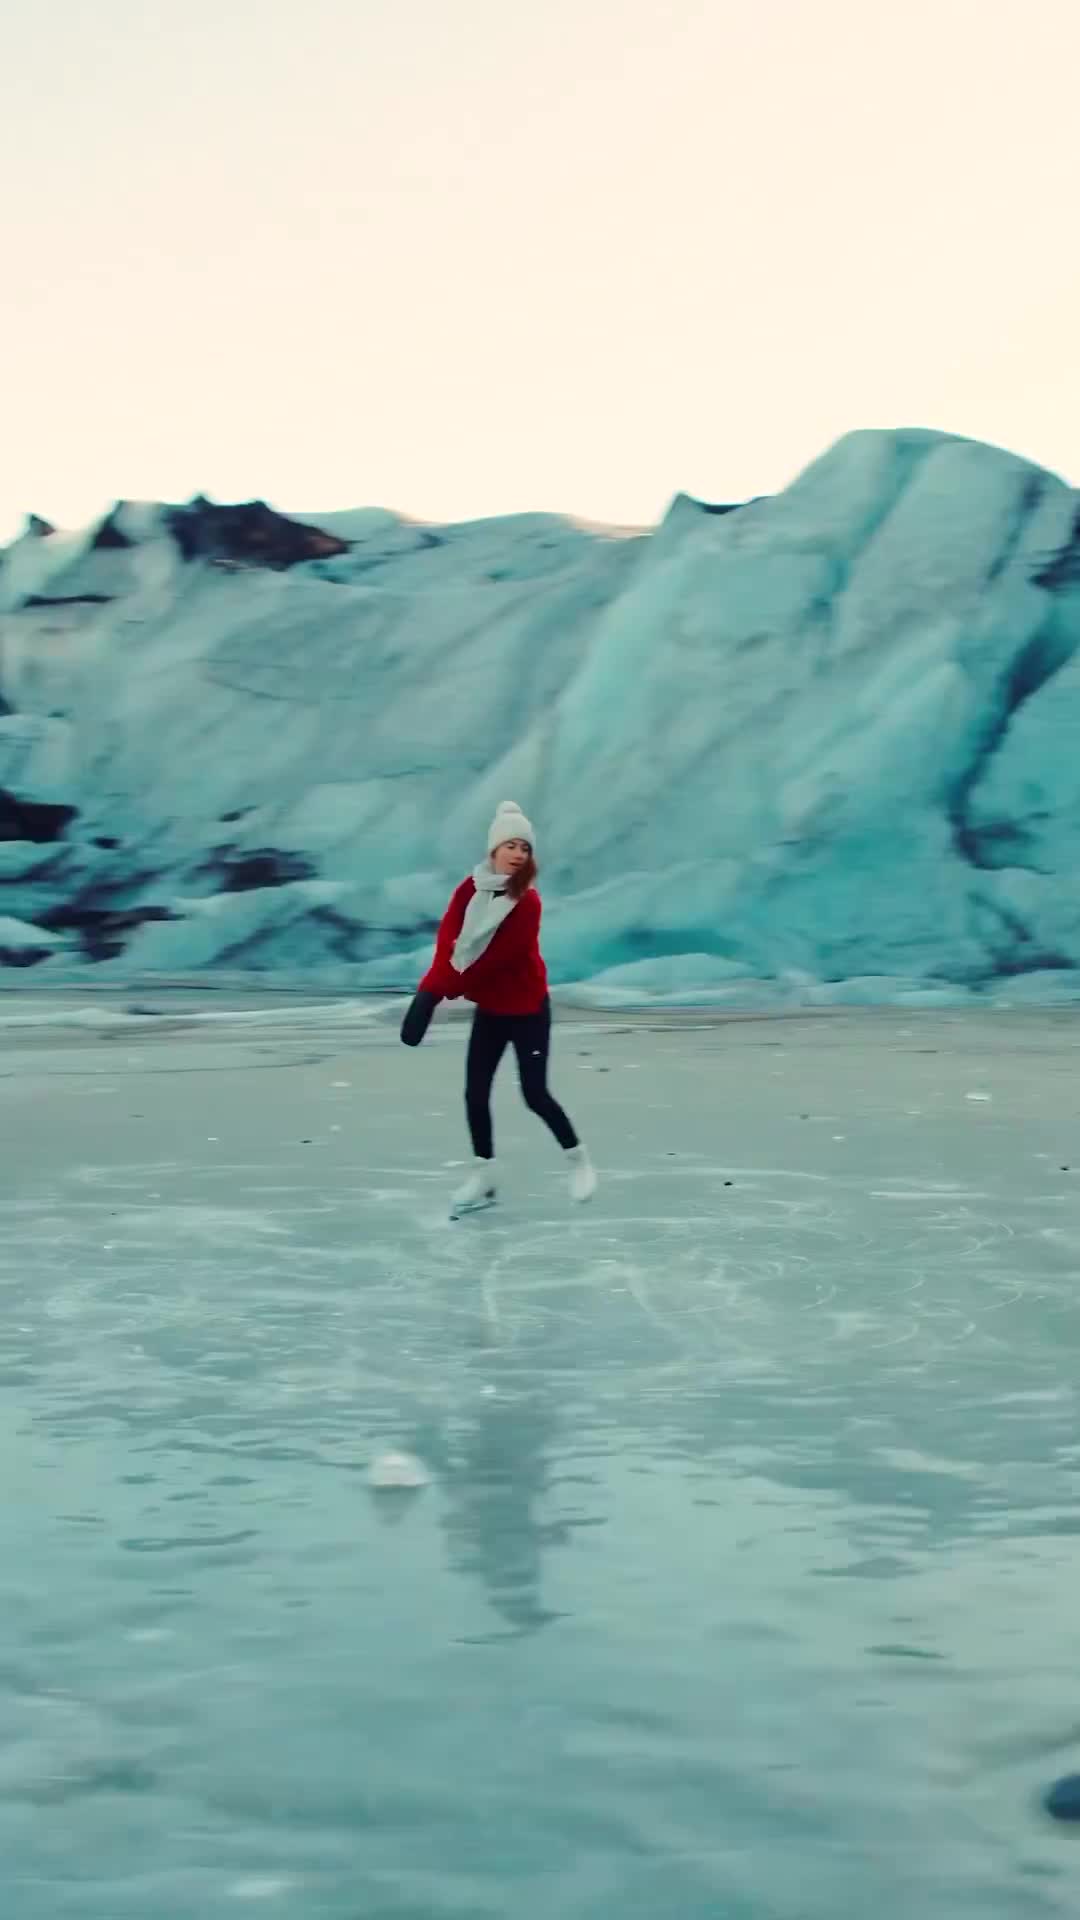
[418,882,471,998]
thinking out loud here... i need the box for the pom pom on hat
[487,800,535,854]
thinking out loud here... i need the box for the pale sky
[4,0,1078,542]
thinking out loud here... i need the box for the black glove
[400,989,441,1047]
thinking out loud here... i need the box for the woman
[418,801,596,1217]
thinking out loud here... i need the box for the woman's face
[491,837,531,876]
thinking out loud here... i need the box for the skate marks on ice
[5,1140,1077,1400]
[4,1137,1078,1572]
[515,1153,1077,1373]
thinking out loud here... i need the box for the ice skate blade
[450,1195,497,1221]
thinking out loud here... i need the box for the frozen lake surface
[3,998,1080,1917]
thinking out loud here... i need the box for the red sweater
[420,879,548,1016]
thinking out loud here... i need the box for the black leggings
[465,997,579,1160]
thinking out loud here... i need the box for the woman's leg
[465,1010,511,1159]
[511,999,579,1150]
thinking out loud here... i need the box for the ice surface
[1,430,1080,998]
[2,1000,1080,1917]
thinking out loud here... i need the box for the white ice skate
[450,1159,498,1220]
[565,1143,597,1204]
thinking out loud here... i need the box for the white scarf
[452,862,516,971]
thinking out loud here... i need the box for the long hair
[504,854,537,901]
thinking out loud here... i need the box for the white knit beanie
[487,799,535,855]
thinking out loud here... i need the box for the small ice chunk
[367,1450,429,1491]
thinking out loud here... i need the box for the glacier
[1,427,1079,1002]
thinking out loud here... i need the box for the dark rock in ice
[91,506,135,550]
[35,900,177,963]
[200,847,317,893]
[24,594,112,608]
[1044,1774,1080,1821]
[165,496,350,571]
[0,940,53,968]
[0,790,78,844]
